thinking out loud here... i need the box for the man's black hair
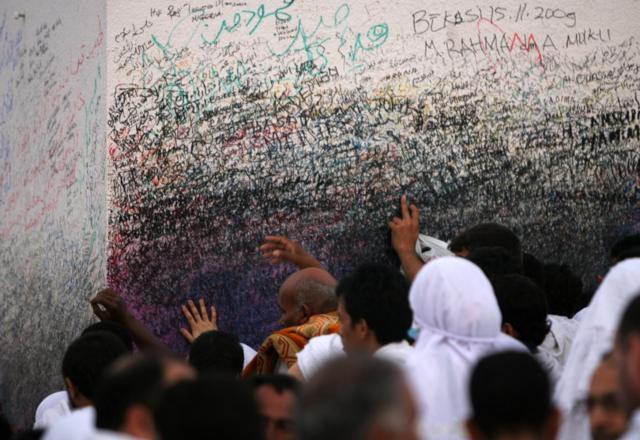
[0,413,10,440]
[541,263,583,318]
[470,351,553,439]
[467,247,522,278]
[522,253,545,287]
[249,374,301,396]
[82,321,134,352]
[94,353,166,431]
[154,376,264,440]
[615,247,640,264]
[61,331,129,401]
[616,294,640,346]
[491,275,550,352]
[10,429,44,440]
[188,331,244,376]
[611,234,640,264]
[449,223,522,269]
[336,263,412,346]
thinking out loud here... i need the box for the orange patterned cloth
[243,312,340,376]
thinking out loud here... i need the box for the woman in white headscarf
[406,257,525,440]
[555,258,640,440]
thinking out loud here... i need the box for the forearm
[121,314,172,354]
[294,255,326,270]
[397,250,424,282]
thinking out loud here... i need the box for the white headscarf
[555,258,640,440]
[406,257,525,440]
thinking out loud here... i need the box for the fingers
[91,302,109,321]
[187,299,201,321]
[409,204,419,223]
[179,328,194,343]
[181,305,196,326]
[259,242,280,252]
[198,298,208,320]
[400,195,410,219]
[210,306,218,328]
[92,295,118,312]
[264,235,289,245]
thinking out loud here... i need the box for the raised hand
[389,195,420,255]
[389,195,424,281]
[90,288,171,353]
[90,288,132,323]
[180,298,218,343]
[259,235,324,269]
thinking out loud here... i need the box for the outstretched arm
[90,288,172,354]
[259,235,325,270]
[389,195,424,282]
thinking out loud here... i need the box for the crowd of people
[3,195,640,440]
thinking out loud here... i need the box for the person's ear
[299,303,311,323]
[354,319,369,340]
[544,408,562,440]
[122,405,156,439]
[64,377,80,408]
[465,419,484,440]
[502,323,519,339]
[628,335,640,376]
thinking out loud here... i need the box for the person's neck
[71,396,92,409]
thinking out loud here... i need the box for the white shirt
[296,334,413,380]
[240,343,257,369]
[43,406,95,440]
[34,391,70,428]
[87,430,144,440]
[296,334,343,379]
[537,315,579,383]
[376,340,414,365]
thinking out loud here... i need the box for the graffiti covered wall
[0,0,107,426]
[106,0,640,351]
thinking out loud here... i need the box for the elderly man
[244,266,339,375]
[181,237,339,375]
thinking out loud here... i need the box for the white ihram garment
[555,259,640,440]
[406,257,526,440]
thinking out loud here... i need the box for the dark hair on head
[61,332,129,401]
[154,376,264,440]
[188,331,244,376]
[449,223,522,269]
[541,263,583,318]
[10,429,44,440]
[94,353,169,431]
[249,374,301,396]
[491,275,550,352]
[522,253,545,287]
[82,321,134,352]
[0,413,11,440]
[616,294,640,347]
[466,247,522,278]
[611,234,640,264]
[295,355,408,440]
[615,247,640,264]
[470,351,553,438]
[336,263,412,346]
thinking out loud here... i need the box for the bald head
[277,268,338,327]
